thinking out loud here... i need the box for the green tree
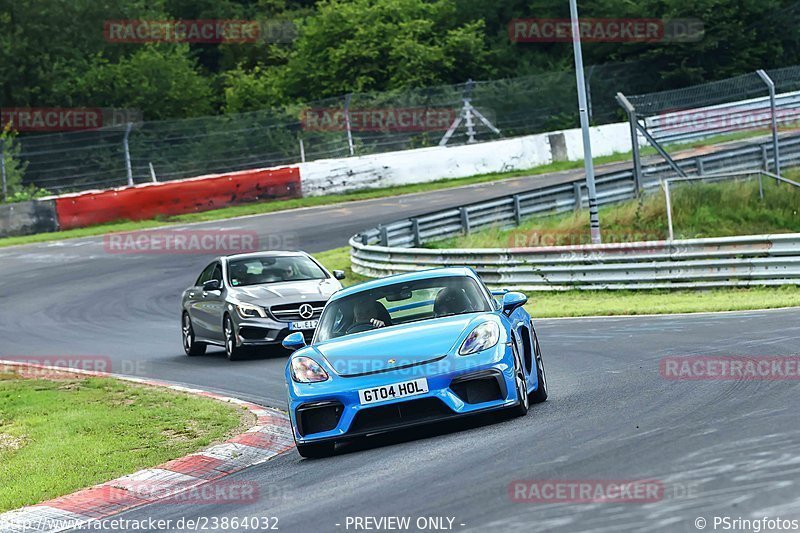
[224,0,492,109]
[66,46,215,120]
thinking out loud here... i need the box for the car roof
[330,267,477,301]
[221,250,307,262]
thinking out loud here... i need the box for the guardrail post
[460,207,471,235]
[411,218,421,247]
[573,182,583,210]
[761,144,770,171]
[379,225,389,246]
[360,233,369,245]
[512,195,522,225]
[696,158,705,175]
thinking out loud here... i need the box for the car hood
[229,279,340,305]
[312,313,495,377]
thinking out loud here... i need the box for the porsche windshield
[315,275,492,341]
[228,256,327,287]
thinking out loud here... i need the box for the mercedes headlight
[233,302,267,319]
[459,322,500,355]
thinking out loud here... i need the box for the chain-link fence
[7,60,800,196]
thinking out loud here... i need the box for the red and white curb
[0,361,294,533]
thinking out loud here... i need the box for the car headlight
[290,356,330,383]
[233,302,267,319]
[459,322,500,355]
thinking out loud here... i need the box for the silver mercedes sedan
[180,251,345,360]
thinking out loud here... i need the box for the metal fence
[349,134,800,290]
[0,59,673,196]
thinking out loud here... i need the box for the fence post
[663,180,674,241]
[0,139,7,202]
[616,92,642,196]
[299,138,306,163]
[344,94,355,156]
[148,162,158,183]
[123,122,134,187]
[460,207,471,235]
[756,69,781,178]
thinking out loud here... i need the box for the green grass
[0,370,246,512]
[430,177,800,249]
[525,286,800,318]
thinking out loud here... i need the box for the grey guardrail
[349,134,800,290]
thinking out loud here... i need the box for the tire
[510,340,529,417]
[530,331,548,404]
[296,441,335,459]
[182,313,206,356]
[223,314,244,361]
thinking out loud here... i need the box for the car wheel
[182,313,206,356]
[510,341,529,417]
[224,314,243,361]
[296,441,336,459]
[530,332,548,404]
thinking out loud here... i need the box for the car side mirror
[203,279,221,292]
[282,332,307,351]
[502,291,528,315]
[332,270,346,280]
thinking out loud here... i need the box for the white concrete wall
[298,121,641,197]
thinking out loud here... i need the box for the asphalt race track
[1,168,799,532]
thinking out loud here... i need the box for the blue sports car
[282,267,548,458]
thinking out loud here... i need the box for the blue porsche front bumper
[287,342,526,444]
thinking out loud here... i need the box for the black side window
[196,263,217,286]
[210,264,223,284]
